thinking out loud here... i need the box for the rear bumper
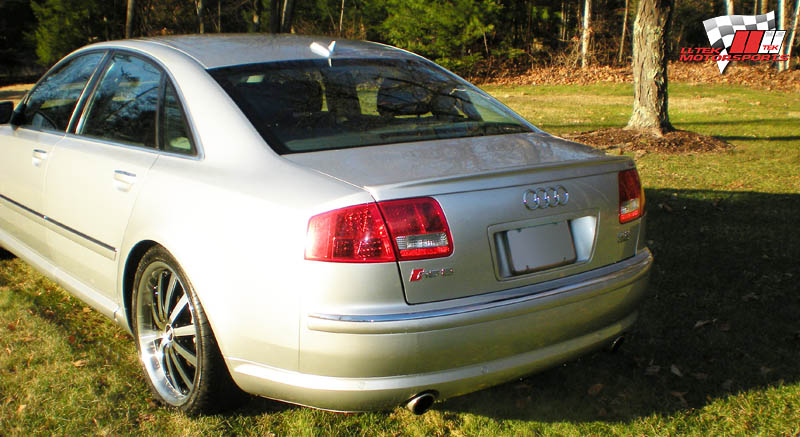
[227,248,653,411]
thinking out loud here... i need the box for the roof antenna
[310,40,336,66]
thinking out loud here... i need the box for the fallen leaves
[670,365,684,378]
[567,128,733,154]
[645,364,661,376]
[72,359,88,368]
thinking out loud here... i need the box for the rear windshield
[209,58,533,154]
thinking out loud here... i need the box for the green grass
[2,82,800,436]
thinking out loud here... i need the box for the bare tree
[618,0,630,64]
[196,0,205,33]
[626,0,675,135]
[125,0,135,38]
[726,0,734,15]
[254,0,263,32]
[270,0,295,33]
[580,0,592,68]
[782,0,800,71]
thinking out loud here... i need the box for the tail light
[305,197,453,263]
[619,168,644,223]
[378,197,453,261]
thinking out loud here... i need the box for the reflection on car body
[0,34,651,415]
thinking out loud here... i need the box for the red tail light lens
[378,197,453,261]
[305,197,453,263]
[305,203,396,262]
[619,169,644,223]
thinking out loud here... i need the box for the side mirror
[0,101,13,124]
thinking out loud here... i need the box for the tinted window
[22,52,105,131]
[161,81,196,156]
[81,54,162,148]
[210,59,532,154]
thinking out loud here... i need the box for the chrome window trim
[70,48,205,161]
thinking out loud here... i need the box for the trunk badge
[410,268,455,282]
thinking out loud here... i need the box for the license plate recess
[504,221,577,275]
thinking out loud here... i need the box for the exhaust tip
[608,335,625,353]
[406,391,437,415]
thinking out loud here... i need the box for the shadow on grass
[715,136,800,142]
[440,189,800,422]
[0,247,15,260]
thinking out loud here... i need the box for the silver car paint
[0,35,652,411]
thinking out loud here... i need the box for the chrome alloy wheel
[135,261,198,406]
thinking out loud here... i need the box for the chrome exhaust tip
[608,335,625,353]
[406,391,437,415]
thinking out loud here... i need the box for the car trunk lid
[286,133,643,304]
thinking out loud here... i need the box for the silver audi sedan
[0,35,652,414]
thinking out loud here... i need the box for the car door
[43,52,164,297]
[0,52,106,258]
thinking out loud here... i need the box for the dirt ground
[563,128,733,154]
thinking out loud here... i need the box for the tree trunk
[626,0,675,135]
[761,0,768,14]
[125,0,135,38]
[581,0,592,68]
[281,0,295,33]
[197,0,205,34]
[218,0,222,32]
[783,0,800,71]
[339,0,345,35]
[270,0,281,33]
[726,0,734,15]
[618,0,629,64]
[778,0,786,70]
[254,0,263,32]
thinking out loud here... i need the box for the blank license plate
[505,221,577,275]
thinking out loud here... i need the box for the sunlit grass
[2,80,799,435]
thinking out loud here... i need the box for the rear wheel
[132,246,241,414]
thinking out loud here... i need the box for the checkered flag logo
[704,10,781,73]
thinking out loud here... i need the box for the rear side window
[22,52,105,131]
[80,53,162,148]
[161,81,196,156]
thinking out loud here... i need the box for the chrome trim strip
[308,249,651,330]
[0,193,117,260]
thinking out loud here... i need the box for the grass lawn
[1,80,799,436]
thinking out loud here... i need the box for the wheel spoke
[150,300,165,330]
[168,346,194,389]
[173,340,197,367]
[163,344,179,388]
[156,271,169,323]
[164,274,179,317]
[168,294,189,325]
[172,324,195,338]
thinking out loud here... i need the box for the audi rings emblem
[523,186,569,210]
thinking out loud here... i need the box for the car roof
[92,34,418,69]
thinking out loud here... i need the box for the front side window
[22,52,105,131]
[80,53,162,148]
[210,58,533,154]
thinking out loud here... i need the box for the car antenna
[310,40,336,67]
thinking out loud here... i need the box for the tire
[132,246,242,414]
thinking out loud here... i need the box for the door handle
[32,149,48,167]
[113,170,137,191]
